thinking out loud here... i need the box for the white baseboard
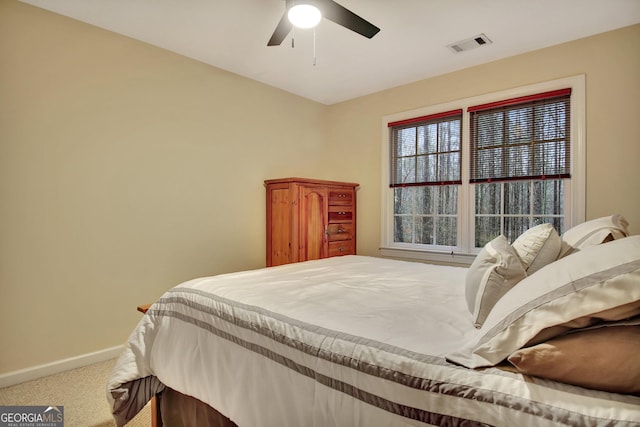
[0,345,124,389]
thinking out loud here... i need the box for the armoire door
[298,186,328,261]
[266,184,293,266]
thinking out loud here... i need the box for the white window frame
[380,75,586,265]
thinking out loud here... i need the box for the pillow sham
[511,223,561,274]
[526,299,640,345]
[465,235,527,328]
[558,214,629,258]
[507,325,640,394]
[447,235,640,368]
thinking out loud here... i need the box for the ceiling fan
[267,0,380,46]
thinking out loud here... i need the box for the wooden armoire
[265,178,358,267]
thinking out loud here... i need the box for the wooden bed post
[138,304,163,427]
[151,392,162,427]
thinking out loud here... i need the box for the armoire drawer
[329,240,355,257]
[329,189,354,205]
[327,224,353,241]
[328,206,353,222]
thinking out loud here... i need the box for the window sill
[379,247,476,267]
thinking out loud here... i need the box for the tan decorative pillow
[511,223,561,274]
[465,235,527,328]
[508,326,640,394]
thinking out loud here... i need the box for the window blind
[468,89,571,183]
[389,109,463,187]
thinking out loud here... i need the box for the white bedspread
[107,255,640,427]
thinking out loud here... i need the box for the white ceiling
[20,0,640,105]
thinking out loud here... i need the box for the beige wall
[0,1,331,373]
[327,24,640,257]
[1,0,638,375]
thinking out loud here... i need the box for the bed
[107,215,640,427]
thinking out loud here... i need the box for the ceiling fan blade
[318,0,380,39]
[268,12,292,46]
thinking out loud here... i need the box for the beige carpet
[0,359,150,427]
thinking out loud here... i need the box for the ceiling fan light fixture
[288,4,322,29]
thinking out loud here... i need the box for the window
[389,110,462,247]
[381,76,585,265]
[470,89,571,246]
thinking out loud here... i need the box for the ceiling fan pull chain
[313,29,317,66]
[291,27,295,48]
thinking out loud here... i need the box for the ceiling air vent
[447,33,492,53]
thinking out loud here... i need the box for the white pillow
[465,235,527,328]
[448,235,640,368]
[558,214,629,258]
[511,223,561,274]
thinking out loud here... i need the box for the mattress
[107,255,640,426]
